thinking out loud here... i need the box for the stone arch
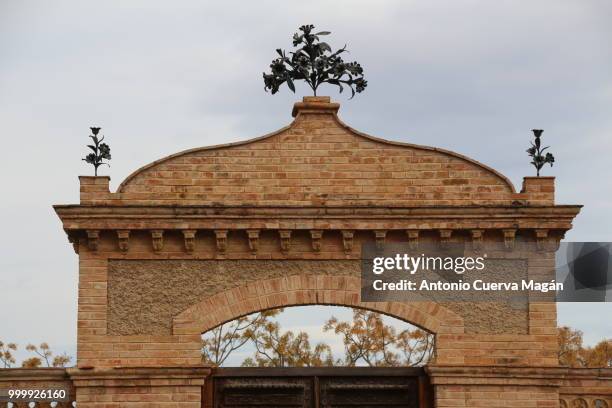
[172,274,464,337]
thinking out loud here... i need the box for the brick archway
[172,274,464,337]
[51,96,595,408]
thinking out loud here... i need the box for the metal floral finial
[263,24,367,98]
[82,126,111,176]
[527,129,555,176]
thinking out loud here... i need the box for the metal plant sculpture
[526,129,554,176]
[83,126,111,176]
[263,24,367,98]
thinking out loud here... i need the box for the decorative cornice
[342,230,354,254]
[503,229,517,251]
[54,205,581,233]
[182,229,196,253]
[67,232,80,254]
[247,229,260,255]
[60,225,578,258]
[215,230,228,253]
[117,230,130,252]
[439,229,452,248]
[54,204,582,217]
[535,229,549,251]
[151,230,164,252]
[60,226,580,257]
[279,230,292,254]
[470,229,484,251]
[310,230,323,252]
[406,230,419,250]
[374,230,387,250]
[86,230,99,251]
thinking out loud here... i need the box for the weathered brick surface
[559,368,612,407]
[69,367,209,408]
[522,176,556,205]
[428,366,612,407]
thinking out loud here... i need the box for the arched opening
[200,305,435,368]
[199,307,436,408]
[173,274,456,408]
[172,275,464,340]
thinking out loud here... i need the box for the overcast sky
[1,0,611,365]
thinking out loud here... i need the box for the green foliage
[263,25,367,98]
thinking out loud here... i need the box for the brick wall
[69,367,209,408]
[429,366,612,407]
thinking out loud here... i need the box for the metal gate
[202,367,432,408]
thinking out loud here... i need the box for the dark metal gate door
[203,367,432,408]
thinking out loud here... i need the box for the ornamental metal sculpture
[83,126,111,176]
[263,24,367,98]
[527,129,554,176]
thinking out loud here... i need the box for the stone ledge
[54,204,581,232]
[0,368,71,381]
[68,366,212,387]
[427,365,612,387]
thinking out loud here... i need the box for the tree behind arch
[324,309,434,367]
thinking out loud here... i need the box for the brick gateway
[2,97,609,407]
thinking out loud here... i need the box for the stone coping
[427,365,612,386]
[0,368,71,381]
[67,366,212,379]
[3,366,607,382]
[54,204,581,229]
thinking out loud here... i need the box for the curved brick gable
[117,97,516,206]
